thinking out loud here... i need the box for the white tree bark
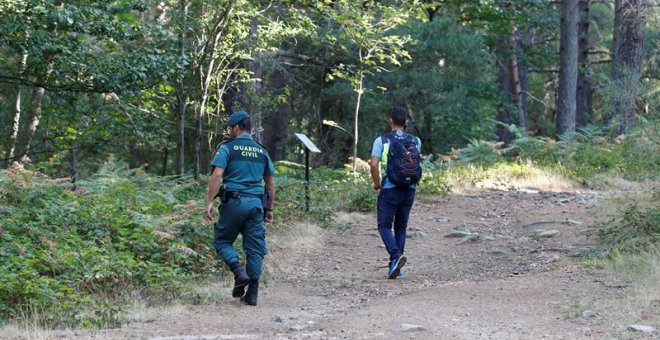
[8,50,28,162]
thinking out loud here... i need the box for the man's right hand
[206,167,224,221]
[205,201,215,221]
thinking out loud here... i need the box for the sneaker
[232,269,250,298]
[387,256,407,279]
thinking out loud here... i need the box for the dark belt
[226,191,262,199]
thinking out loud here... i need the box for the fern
[457,139,502,165]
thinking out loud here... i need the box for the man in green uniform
[205,111,275,306]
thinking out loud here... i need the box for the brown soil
[28,189,659,339]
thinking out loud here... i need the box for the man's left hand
[265,211,274,223]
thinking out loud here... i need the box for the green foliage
[322,0,416,169]
[419,125,658,192]
[0,164,214,328]
[417,170,452,196]
[456,139,503,166]
[501,124,660,184]
[328,1,414,85]
[562,143,624,182]
[416,155,452,196]
[346,188,377,213]
[505,136,564,164]
[0,0,176,93]
[597,194,659,254]
[271,164,382,227]
[372,15,498,153]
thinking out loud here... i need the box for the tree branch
[0,74,110,93]
[591,58,612,64]
[262,50,325,66]
[529,68,559,73]
[587,47,612,55]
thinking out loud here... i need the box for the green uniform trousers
[214,196,268,280]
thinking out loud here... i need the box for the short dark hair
[236,117,251,131]
[391,105,407,126]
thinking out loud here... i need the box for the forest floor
[6,184,659,339]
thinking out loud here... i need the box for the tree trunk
[193,1,236,179]
[221,86,237,116]
[18,52,53,165]
[352,71,364,172]
[7,51,28,162]
[495,37,515,145]
[518,55,529,130]
[129,139,140,169]
[161,148,169,176]
[541,75,557,136]
[576,0,592,128]
[609,0,647,134]
[423,110,433,154]
[193,110,203,179]
[262,101,291,162]
[175,91,187,176]
[19,86,46,164]
[423,0,440,22]
[315,28,331,166]
[262,71,292,161]
[315,74,331,165]
[556,0,579,138]
[174,0,188,176]
[194,65,212,179]
[70,139,80,190]
[247,17,264,143]
[509,30,528,131]
[516,29,530,133]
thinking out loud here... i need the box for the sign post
[294,133,321,211]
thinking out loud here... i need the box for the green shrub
[502,125,659,185]
[504,136,563,164]
[0,165,215,328]
[347,188,377,212]
[618,133,660,180]
[597,197,659,254]
[559,143,623,183]
[270,162,447,223]
[418,169,452,196]
[456,139,502,165]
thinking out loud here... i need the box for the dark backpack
[382,131,422,187]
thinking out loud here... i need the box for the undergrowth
[595,189,659,255]
[578,189,660,328]
[271,163,452,228]
[453,123,659,186]
[0,163,215,328]
[581,188,659,274]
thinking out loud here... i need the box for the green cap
[227,111,249,126]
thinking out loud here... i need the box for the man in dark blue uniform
[205,111,275,306]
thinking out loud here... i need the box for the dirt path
[40,189,657,339]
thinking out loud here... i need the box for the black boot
[241,279,259,306]
[229,262,249,298]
